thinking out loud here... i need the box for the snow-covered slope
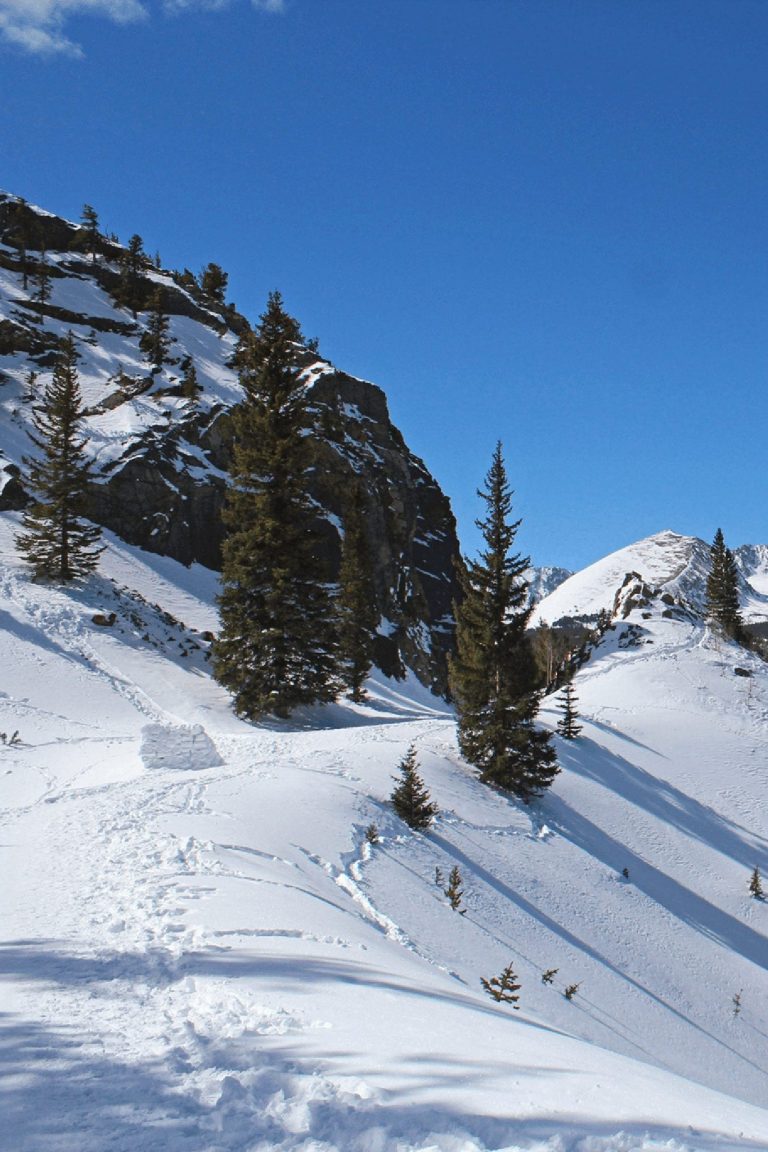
[533,529,768,625]
[3,510,768,1151]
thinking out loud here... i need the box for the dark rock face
[88,368,461,694]
[0,193,461,694]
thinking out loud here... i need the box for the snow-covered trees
[17,334,102,581]
[448,443,559,802]
[391,744,438,830]
[212,292,340,720]
[706,528,743,639]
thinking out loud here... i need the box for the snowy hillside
[533,530,768,626]
[3,509,768,1151]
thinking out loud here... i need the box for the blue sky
[2,0,767,570]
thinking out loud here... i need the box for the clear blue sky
[2,0,767,570]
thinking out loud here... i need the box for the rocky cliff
[0,192,459,693]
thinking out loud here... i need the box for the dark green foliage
[139,287,171,372]
[390,744,438,831]
[448,443,559,802]
[364,823,380,845]
[200,262,228,305]
[481,962,521,1006]
[556,679,582,740]
[212,291,340,720]
[706,528,743,639]
[114,234,146,317]
[179,357,201,401]
[564,982,580,1000]
[749,866,763,899]
[80,204,100,262]
[35,252,51,306]
[17,335,102,581]
[541,968,558,985]
[337,484,378,701]
[444,864,465,912]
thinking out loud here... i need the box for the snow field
[2,517,768,1149]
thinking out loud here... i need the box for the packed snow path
[3,518,768,1150]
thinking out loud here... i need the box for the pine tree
[706,528,743,639]
[480,962,521,1006]
[749,866,763,899]
[448,443,559,802]
[139,287,171,372]
[390,744,438,830]
[17,335,102,581]
[444,864,465,911]
[35,251,51,306]
[114,234,146,318]
[200,262,228,306]
[80,204,100,262]
[556,679,582,739]
[212,291,340,719]
[179,357,200,401]
[337,484,378,701]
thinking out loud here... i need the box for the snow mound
[140,722,223,771]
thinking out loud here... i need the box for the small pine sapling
[390,744,438,831]
[732,990,743,1018]
[749,866,764,900]
[621,867,630,880]
[434,866,444,888]
[364,823,380,845]
[541,968,558,985]
[444,865,466,913]
[0,731,20,746]
[564,982,581,1000]
[480,962,521,1007]
[556,679,582,740]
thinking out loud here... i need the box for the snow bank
[140,722,223,770]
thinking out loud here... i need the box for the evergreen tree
[114,234,146,317]
[212,291,340,719]
[444,864,465,911]
[749,866,764,899]
[17,334,102,581]
[448,443,559,802]
[480,962,521,1006]
[34,251,51,306]
[556,679,582,740]
[337,484,379,701]
[80,204,100,262]
[390,744,438,830]
[179,356,201,401]
[200,262,228,305]
[139,287,171,372]
[706,528,743,639]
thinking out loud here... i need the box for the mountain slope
[3,509,768,1151]
[0,191,459,690]
[533,529,768,625]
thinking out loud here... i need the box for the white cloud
[0,0,146,54]
[0,0,284,54]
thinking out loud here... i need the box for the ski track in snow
[3,519,768,1148]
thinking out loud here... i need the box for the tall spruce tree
[17,334,102,581]
[337,484,379,701]
[706,528,743,639]
[114,234,146,317]
[139,287,171,372]
[80,204,100,262]
[212,292,340,719]
[449,443,559,801]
